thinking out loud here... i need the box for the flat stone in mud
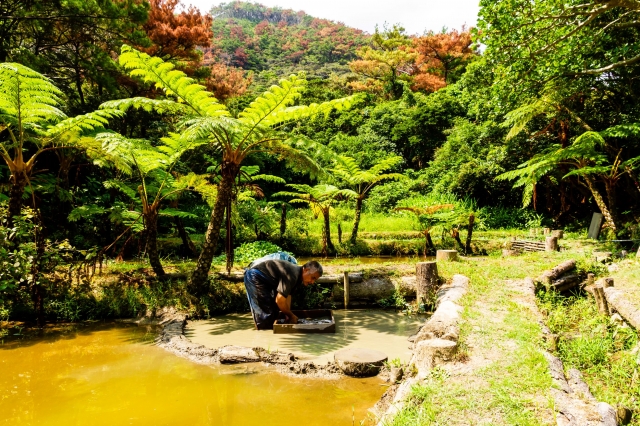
[219,345,261,363]
[334,348,387,377]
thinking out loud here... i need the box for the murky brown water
[187,310,425,364]
[0,323,385,426]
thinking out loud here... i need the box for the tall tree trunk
[465,214,475,255]
[8,170,27,225]
[584,176,617,233]
[190,162,238,292]
[30,220,46,327]
[174,217,197,258]
[324,209,335,254]
[424,230,435,256]
[350,197,363,244]
[451,228,465,252]
[145,207,165,278]
[604,179,620,230]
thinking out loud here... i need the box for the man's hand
[276,292,297,324]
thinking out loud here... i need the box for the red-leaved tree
[412,28,475,92]
[143,0,213,62]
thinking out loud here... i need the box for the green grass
[538,290,640,425]
[387,252,581,425]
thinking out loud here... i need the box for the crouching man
[243,260,323,330]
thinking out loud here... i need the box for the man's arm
[276,293,297,324]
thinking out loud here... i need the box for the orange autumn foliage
[411,28,474,92]
[143,0,213,62]
[205,63,252,102]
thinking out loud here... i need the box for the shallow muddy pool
[0,323,385,426]
[187,310,424,364]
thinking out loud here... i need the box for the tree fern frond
[100,97,191,115]
[119,45,229,118]
[238,74,307,127]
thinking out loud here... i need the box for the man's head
[301,261,323,286]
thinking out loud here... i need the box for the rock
[389,366,403,383]
[334,348,387,377]
[413,338,457,377]
[436,250,458,261]
[607,263,620,272]
[219,345,261,363]
[502,249,520,257]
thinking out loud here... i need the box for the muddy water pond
[0,323,384,426]
[187,310,424,364]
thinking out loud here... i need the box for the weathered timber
[604,287,640,330]
[435,249,458,261]
[413,338,457,378]
[511,239,546,252]
[593,251,612,263]
[599,277,614,288]
[545,236,559,252]
[550,274,580,292]
[594,286,610,316]
[539,259,577,285]
[552,230,564,239]
[544,227,551,235]
[416,261,439,306]
[334,348,387,377]
[544,352,618,426]
[343,271,349,309]
[218,271,363,283]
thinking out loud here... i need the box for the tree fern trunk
[145,208,165,278]
[584,176,617,233]
[191,163,238,292]
[452,228,465,252]
[350,197,363,244]
[8,171,27,225]
[174,217,197,258]
[324,209,335,254]
[426,231,435,255]
[604,180,620,232]
[465,214,475,255]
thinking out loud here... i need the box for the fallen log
[550,274,580,292]
[538,259,577,285]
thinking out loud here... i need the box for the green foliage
[214,241,287,267]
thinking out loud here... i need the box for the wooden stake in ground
[539,259,576,285]
[416,261,439,307]
[343,271,350,309]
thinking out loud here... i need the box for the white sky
[182,0,480,35]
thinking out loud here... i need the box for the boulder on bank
[334,348,387,377]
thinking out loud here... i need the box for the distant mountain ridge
[208,1,370,73]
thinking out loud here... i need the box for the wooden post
[436,250,458,261]
[552,230,564,239]
[594,285,610,316]
[416,262,439,307]
[343,271,349,309]
[602,277,614,288]
[543,228,551,235]
[545,236,558,252]
[587,273,595,287]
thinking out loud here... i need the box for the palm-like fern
[496,127,638,233]
[331,155,405,243]
[394,204,454,256]
[106,46,361,290]
[83,131,213,277]
[275,184,356,256]
[0,63,123,222]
